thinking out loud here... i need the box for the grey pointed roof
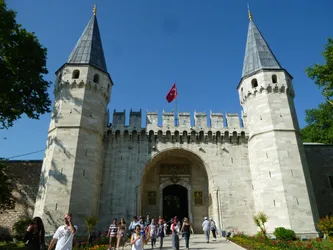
[67,14,107,72]
[242,20,281,77]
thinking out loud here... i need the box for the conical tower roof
[67,6,107,72]
[242,17,282,77]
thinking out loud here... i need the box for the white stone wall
[34,64,112,234]
[98,114,256,234]
[239,69,318,236]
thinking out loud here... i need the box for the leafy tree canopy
[306,38,333,105]
[301,102,333,144]
[0,0,51,129]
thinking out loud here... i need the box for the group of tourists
[22,213,218,250]
[107,214,218,250]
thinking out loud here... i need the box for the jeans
[183,232,190,248]
[159,236,163,248]
[204,230,210,242]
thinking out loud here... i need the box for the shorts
[109,236,117,246]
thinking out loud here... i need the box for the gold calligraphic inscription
[160,164,190,175]
[148,191,157,205]
[194,191,203,206]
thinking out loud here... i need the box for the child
[131,225,147,250]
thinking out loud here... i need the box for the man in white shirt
[48,213,77,250]
[202,217,211,243]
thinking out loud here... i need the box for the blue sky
[1,0,332,160]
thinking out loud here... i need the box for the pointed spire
[242,11,281,78]
[67,5,107,72]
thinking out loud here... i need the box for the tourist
[180,217,194,250]
[157,219,165,249]
[138,217,145,236]
[130,225,145,250]
[117,218,126,249]
[24,217,46,250]
[202,217,210,243]
[47,213,77,250]
[107,218,118,250]
[210,218,217,241]
[171,218,180,250]
[129,216,140,235]
[145,214,151,227]
[148,219,157,248]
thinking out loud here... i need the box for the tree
[306,38,333,106]
[84,216,98,244]
[252,211,268,238]
[0,159,15,210]
[301,102,333,144]
[0,0,51,129]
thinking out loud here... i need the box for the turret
[33,6,113,233]
[237,9,318,236]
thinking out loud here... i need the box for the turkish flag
[166,83,178,103]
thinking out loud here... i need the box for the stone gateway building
[3,8,333,237]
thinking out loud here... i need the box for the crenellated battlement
[107,109,248,139]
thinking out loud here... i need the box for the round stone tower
[237,11,319,236]
[33,7,113,233]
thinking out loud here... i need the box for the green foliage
[84,216,98,242]
[273,227,296,241]
[252,211,268,238]
[306,38,333,105]
[0,0,51,129]
[0,158,15,210]
[12,217,32,240]
[317,215,333,240]
[301,102,333,144]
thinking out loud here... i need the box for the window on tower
[251,78,258,88]
[72,69,80,79]
[93,74,99,83]
[272,74,278,83]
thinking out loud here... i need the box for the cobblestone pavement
[121,234,245,249]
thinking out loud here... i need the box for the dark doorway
[163,184,188,223]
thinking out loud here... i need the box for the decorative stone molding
[241,84,295,104]
[53,80,110,102]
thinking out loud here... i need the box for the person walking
[210,218,217,241]
[129,216,140,235]
[148,219,157,249]
[24,217,46,250]
[171,218,180,250]
[130,225,145,250]
[202,217,210,243]
[117,218,126,250]
[157,219,164,249]
[180,217,194,250]
[47,213,77,250]
[107,218,118,250]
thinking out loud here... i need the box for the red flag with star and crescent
[166,83,178,103]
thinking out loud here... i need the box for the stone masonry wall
[0,160,42,237]
[304,144,333,218]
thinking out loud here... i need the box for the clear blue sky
[1,0,332,160]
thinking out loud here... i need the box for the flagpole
[175,96,178,126]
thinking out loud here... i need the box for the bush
[317,215,333,240]
[273,227,296,241]
[12,217,33,240]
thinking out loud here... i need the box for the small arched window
[251,78,258,88]
[272,74,278,83]
[241,87,244,98]
[93,74,99,83]
[72,69,80,79]
[107,84,110,91]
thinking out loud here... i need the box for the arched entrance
[140,148,209,231]
[163,185,188,222]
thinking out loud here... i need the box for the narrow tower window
[251,78,258,88]
[93,74,99,83]
[72,69,80,79]
[58,73,62,84]
[272,74,278,83]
